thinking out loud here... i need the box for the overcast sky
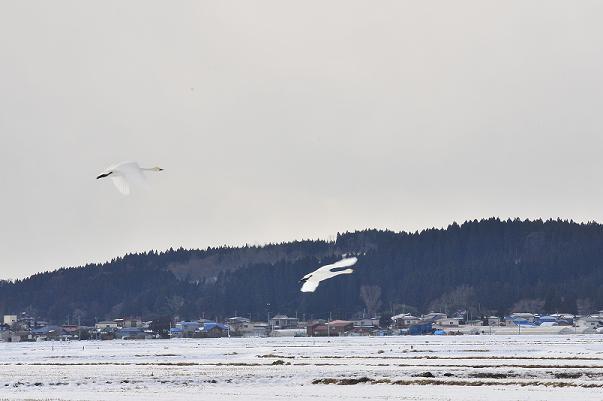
[1,1,603,279]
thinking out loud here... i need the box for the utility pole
[328,312,332,337]
[266,303,271,334]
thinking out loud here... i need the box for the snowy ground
[1,335,603,400]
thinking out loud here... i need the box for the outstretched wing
[110,176,130,195]
[118,162,149,191]
[328,257,358,271]
[301,278,321,293]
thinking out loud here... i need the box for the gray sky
[2,1,603,279]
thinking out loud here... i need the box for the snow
[1,335,603,400]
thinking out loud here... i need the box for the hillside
[1,218,603,324]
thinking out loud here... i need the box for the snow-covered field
[1,335,603,400]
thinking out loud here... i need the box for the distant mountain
[1,218,602,324]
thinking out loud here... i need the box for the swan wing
[329,257,358,270]
[110,175,131,195]
[114,161,149,193]
[301,278,321,293]
[311,256,358,274]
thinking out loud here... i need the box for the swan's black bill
[96,172,113,179]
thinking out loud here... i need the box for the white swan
[300,256,357,293]
[96,161,163,195]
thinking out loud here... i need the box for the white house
[238,323,270,337]
[95,321,118,330]
[391,314,420,328]
[269,315,299,329]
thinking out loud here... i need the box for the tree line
[1,218,602,324]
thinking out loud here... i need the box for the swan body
[300,256,357,292]
[96,161,163,195]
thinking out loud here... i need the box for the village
[1,309,603,342]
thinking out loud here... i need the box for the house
[391,314,420,329]
[114,318,142,328]
[553,314,575,325]
[271,328,307,337]
[169,326,183,338]
[229,320,269,337]
[169,321,201,338]
[61,325,80,339]
[3,315,17,326]
[8,331,32,342]
[269,315,299,329]
[199,322,229,338]
[510,313,536,323]
[116,327,147,340]
[227,317,251,335]
[32,325,63,340]
[407,321,433,335]
[95,321,119,330]
[352,318,379,328]
[423,312,448,322]
[351,318,379,335]
[238,322,270,337]
[487,316,501,326]
[504,316,535,327]
[307,320,353,336]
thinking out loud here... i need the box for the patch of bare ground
[469,372,518,379]
[318,355,603,361]
[312,377,603,388]
[257,354,294,359]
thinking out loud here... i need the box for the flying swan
[299,256,358,293]
[96,161,163,195]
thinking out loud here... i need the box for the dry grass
[312,377,603,388]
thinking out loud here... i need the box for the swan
[300,256,357,293]
[96,161,163,195]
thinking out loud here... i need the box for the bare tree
[72,308,87,324]
[577,298,594,316]
[166,295,185,315]
[429,285,476,315]
[511,298,545,314]
[360,285,382,317]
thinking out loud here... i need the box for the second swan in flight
[300,256,358,293]
[97,161,163,195]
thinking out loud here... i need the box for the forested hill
[1,218,603,324]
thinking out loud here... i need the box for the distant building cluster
[2,310,603,342]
